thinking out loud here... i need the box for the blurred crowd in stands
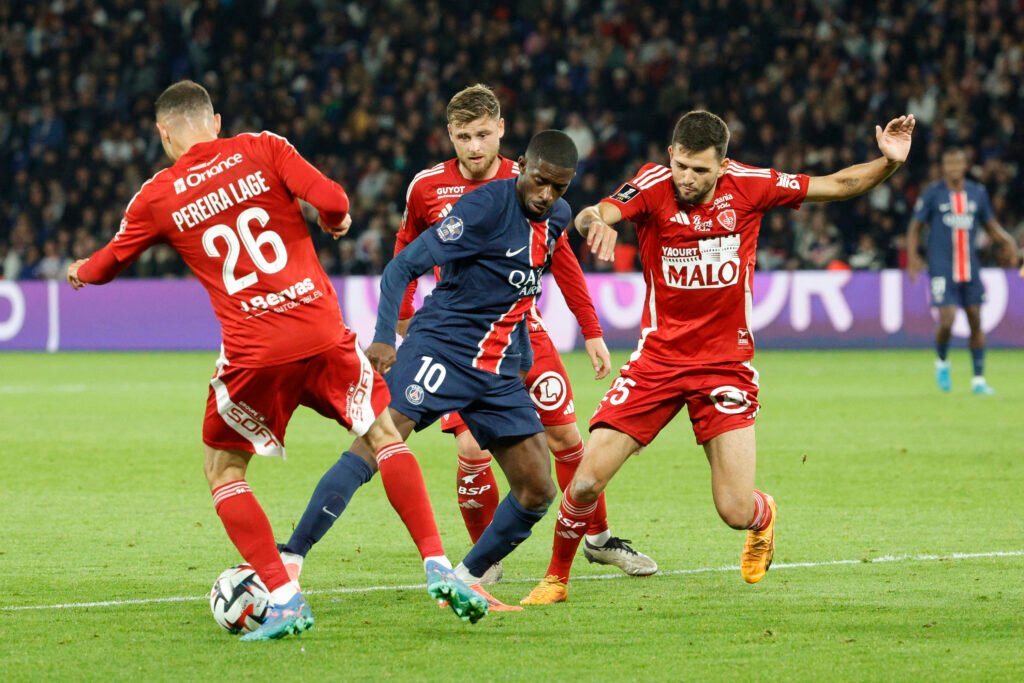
[2,0,1022,280]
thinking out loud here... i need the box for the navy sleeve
[419,186,499,266]
[373,238,437,346]
[977,186,994,224]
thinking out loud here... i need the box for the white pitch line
[4,550,1021,613]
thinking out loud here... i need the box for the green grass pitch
[1,349,1022,681]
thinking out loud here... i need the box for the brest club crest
[717,209,737,232]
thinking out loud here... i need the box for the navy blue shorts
[385,336,542,451]
[929,275,985,308]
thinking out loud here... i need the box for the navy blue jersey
[378,178,572,378]
[913,180,993,283]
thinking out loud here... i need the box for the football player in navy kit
[287,130,616,610]
[907,148,1019,394]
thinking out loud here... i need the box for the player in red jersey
[521,110,916,604]
[66,81,487,637]
[397,85,657,583]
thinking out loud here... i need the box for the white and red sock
[376,442,445,559]
[212,480,292,594]
[553,442,609,537]
[456,455,499,543]
[544,487,598,583]
[750,489,774,531]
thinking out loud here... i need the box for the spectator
[757,213,798,271]
[1,2,1021,277]
[848,233,886,271]
[797,209,844,270]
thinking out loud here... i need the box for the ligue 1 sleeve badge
[436,215,464,242]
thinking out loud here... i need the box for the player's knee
[568,475,604,505]
[514,476,557,511]
[456,435,487,462]
[544,424,582,453]
[203,449,247,489]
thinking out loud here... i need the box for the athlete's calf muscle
[568,428,639,503]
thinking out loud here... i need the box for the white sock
[280,551,304,569]
[424,555,452,570]
[454,562,481,584]
[972,375,985,386]
[268,582,298,605]
[586,530,612,546]
[935,359,950,369]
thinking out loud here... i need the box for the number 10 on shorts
[415,356,447,393]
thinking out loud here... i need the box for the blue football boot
[935,361,951,392]
[425,559,488,624]
[239,592,314,642]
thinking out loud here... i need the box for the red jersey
[604,160,809,364]
[77,132,350,367]
[397,157,601,339]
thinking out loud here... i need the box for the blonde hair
[446,84,500,126]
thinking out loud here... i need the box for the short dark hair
[941,147,965,159]
[155,80,214,119]
[671,111,730,159]
[524,130,578,169]
[447,84,501,126]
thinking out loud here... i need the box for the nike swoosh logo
[321,506,338,519]
[505,246,527,257]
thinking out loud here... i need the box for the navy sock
[462,493,548,578]
[936,342,949,362]
[283,451,374,557]
[970,347,984,377]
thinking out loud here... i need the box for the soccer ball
[209,564,270,634]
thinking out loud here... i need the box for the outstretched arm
[574,202,621,262]
[805,115,916,202]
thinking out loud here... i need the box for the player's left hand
[876,115,915,163]
[584,337,612,380]
[66,259,88,290]
[587,220,618,263]
[365,342,396,373]
[318,213,352,239]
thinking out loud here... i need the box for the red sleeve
[601,163,664,222]
[550,232,602,339]
[261,132,349,225]
[76,243,131,283]
[395,186,431,320]
[78,189,161,284]
[732,162,809,212]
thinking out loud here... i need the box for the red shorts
[440,327,576,436]
[202,333,390,457]
[589,357,760,446]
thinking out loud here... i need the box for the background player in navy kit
[906,148,1019,394]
